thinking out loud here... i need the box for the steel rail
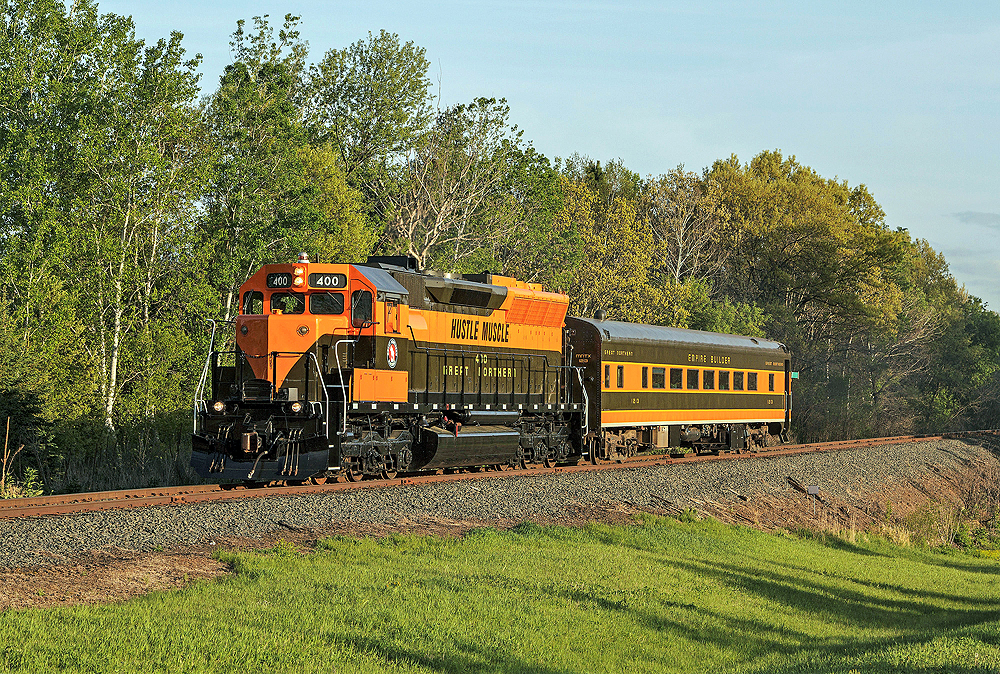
[0,430,995,520]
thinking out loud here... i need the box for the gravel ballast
[1,437,997,570]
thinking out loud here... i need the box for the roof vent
[594,309,607,321]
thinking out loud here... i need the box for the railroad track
[1,431,994,520]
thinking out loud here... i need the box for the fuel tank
[412,425,520,470]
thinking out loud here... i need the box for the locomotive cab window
[652,367,666,389]
[642,367,648,388]
[687,369,699,390]
[270,292,304,314]
[769,373,775,392]
[719,371,730,390]
[604,364,611,389]
[617,365,624,388]
[734,371,744,391]
[703,370,715,390]
[309,292,345,315]
[351,290,373,328]
[242,290,264,315]
[748,372,758,391]
[669,368,682,389]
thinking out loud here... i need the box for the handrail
[333,338,356,433]
[193,319,221,433]
[306,351,332,446]
[574,366,589,437]
[406,328,584,412]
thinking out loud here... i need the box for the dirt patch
[0,507,639,610]
[0,551,227,610]
[667,455,1000,539]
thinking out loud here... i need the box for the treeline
[2,2,998,492]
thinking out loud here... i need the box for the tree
[201,15,313,318]
[307,29,432,179]
[378,97,528,271]
[644,166,727,284]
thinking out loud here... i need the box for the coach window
[669,368,682,389]
[734,371,744,391]
[642,367,648,388]
[748,372,758,391]
[769,373,775,392]
[719,371,730,391]
[309,292,345,315]
[242,290,264,315]
[617,365,624,388]
[604,364,611,389]
[351,290,373,328]
[703,370,715,390]
[270,292,304,315]
[687,369,699,390]
[652,367,666,389]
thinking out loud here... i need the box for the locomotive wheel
[310,475,335,485]
[345,461,363,482]
[380,467,399,480]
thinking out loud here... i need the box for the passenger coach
[566,317,791,460]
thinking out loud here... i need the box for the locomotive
[192,255,791,482]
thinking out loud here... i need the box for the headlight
[290,401,303,413]
[212,401,225,413]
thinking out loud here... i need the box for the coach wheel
[589,440,603,464]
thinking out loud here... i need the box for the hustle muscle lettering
[450,318,509,343]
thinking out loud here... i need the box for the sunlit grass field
[2,515,999,673]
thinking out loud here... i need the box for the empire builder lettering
[450,318,510,343]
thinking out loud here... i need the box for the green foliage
[307,29,432,178]
[1,466,43,499]
[3,519,1000,672]
[1,4,999,488]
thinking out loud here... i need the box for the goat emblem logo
[387,338,398,369]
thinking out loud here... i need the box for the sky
[98,0,1000,308]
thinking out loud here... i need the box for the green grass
[2,516,1000,673]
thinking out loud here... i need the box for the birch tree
[379,97,527,271]
[645,166,726,284]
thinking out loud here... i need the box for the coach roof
[568,317,788,354]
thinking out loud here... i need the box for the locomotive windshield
[309,292,345,315]
[270,292,305,314]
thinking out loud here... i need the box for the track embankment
[1,435,997,572]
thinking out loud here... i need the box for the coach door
[784,358,792,431]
